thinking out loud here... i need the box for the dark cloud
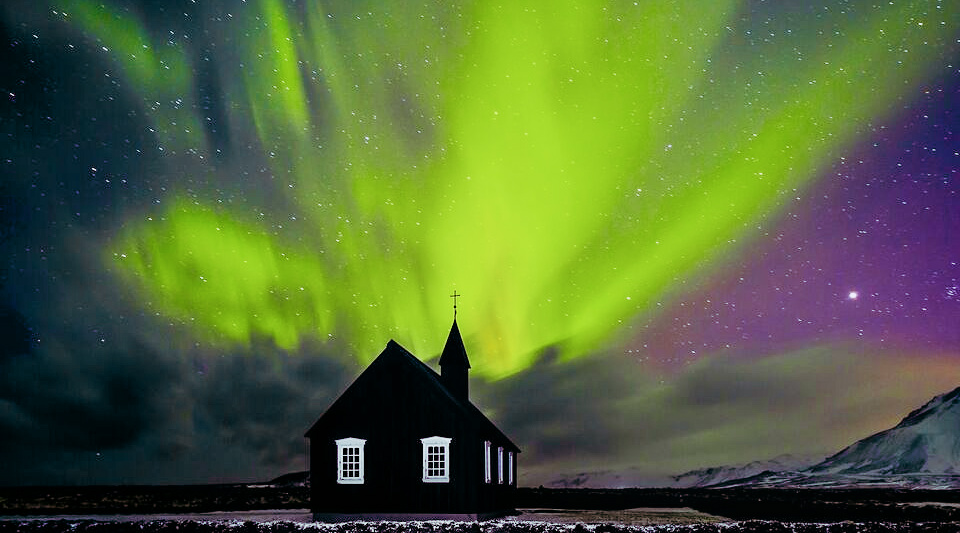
[473,347,641,463]
[11,340,178,451]
[0,327,356,485]
[194,343,355,468]
[478,344,960,485]
[0,229,357,484]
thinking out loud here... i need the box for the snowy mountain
[670,454,822,488]
[809,386,960,477]
[715,386,960,488]
[542,467,675,489]
[546,386,960,489]
[542,455,820,489]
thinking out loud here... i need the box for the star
[848,291,859,301]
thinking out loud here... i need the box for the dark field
[3,486,960,528]
[519,487,960,523]
[0,485,309,515]
[3,518,960,533]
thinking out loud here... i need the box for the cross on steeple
[450,290,460,318]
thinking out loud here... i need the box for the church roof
[438,319,471,369]
[305,339,519,452]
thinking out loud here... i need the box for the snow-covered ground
[0,508,721,526]
[0,515,958,533]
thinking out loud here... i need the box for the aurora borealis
[1,0,958,485]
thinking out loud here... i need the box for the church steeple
[439,319,470,401]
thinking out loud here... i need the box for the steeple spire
[439,295,470,400]
[439,319,470,370]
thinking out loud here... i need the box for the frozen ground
[3,509,960,532]
[0,508,721,526]
[507,508,724,526]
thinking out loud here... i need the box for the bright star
[848,291,859,300]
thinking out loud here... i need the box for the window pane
[341,446,361,479]
[426,445,446,477]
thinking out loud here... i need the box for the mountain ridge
[715,385,960,488]
[545,385,960,489]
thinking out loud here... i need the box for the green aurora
[70,0,955,378]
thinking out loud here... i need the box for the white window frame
[497,446,504,484]
[335,437,366,484]
[484,440,492,483]
[421,436,452,483]
[508,451,514,485]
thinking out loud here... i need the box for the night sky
[1,0,958,486]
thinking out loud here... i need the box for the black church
[305,319,520,521]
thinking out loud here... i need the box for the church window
[484,440,492,483]
[498,446,504,484]
[421,436,452,483]
[335,437,366,484]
